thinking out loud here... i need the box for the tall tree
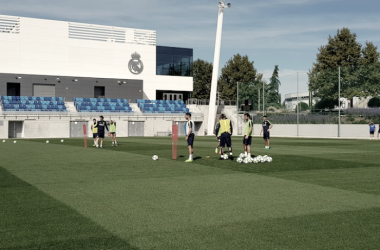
[361,41,380,64]
[309,28,380,101]
[218,54,257,100]
[266,65,281,107]
[192,59,213,99]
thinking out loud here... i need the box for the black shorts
[263,132,270,139]
[93,133,98,139]
[110,132,115,135]
[187,134,194,146]
[98,132,105,138]
[370,131,375,135]
[243,136,252,145]
[220,132,231,148]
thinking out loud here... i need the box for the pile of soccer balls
[221,154,230,160]
[236,154,273,164]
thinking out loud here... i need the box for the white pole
[207,1,230,135]
[297,72,299,136]
[338,66,340,137]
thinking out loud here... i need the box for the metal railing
[186,98,237,106]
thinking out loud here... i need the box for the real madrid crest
[128,52,144,75]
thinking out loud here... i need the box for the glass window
[156,46,193,77]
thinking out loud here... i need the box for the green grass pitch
[1,136,380,250]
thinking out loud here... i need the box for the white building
[284,92,319,110]
[0,14,193,101]
[0,14,200,139]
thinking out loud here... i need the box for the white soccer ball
[267,157,273,162]
[13,141,17,143]
[152,155,158,161]
[61,140,64,142]
[2,140,5,143]
[253,158,259,163]
[46,140,49,143]
[243,158,249,164]
[239,153,245,158]
[236,157,242,163]
[223,154,229,160]
[248,157,253,163]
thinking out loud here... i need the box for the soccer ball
[248,157,253,163]
[61,140,64,142]
[239,153,245,158]
[253,158,259,163]
[223,154,229,160]
[46,140,49,143]
[267,157,273,162]
[152,155,158,161]
[13,141,17,143]
[243,158,249,164]
[2,140,5,143]
[236,157,243,163]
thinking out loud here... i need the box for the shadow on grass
[0,166,139,250]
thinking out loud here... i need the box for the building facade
[284,92,319,110]
[0,15,193,102]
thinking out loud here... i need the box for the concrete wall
[23,120,70,138]
[0,120,9,138]
[0,73,143,101]
[0,114,204,139]
[252,124,373,139]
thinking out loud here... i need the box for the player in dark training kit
[96,115,109,148]
[260,116,273,150]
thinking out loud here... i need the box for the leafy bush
[315,98,336,109]
[368,97,380,108]
[295,102,309,112]
[252,108,380,124]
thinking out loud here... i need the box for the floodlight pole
[237,82,239,132]
[338,66,341,137]
[258,89,260,112]
[207,0,230,135]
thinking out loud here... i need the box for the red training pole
[172,122,178,160]
[83,123,88,148]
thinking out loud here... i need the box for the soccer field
[1,136,380,250]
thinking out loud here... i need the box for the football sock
[190,154,193,160]
[245,151,247,156]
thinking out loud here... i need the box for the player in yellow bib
[218,114,233,160]
[109,120,117,146]
[91,118,98,147]
[243,113,253,158]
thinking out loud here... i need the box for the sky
[2,0,380,100]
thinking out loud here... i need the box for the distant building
[284,92,319,110]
